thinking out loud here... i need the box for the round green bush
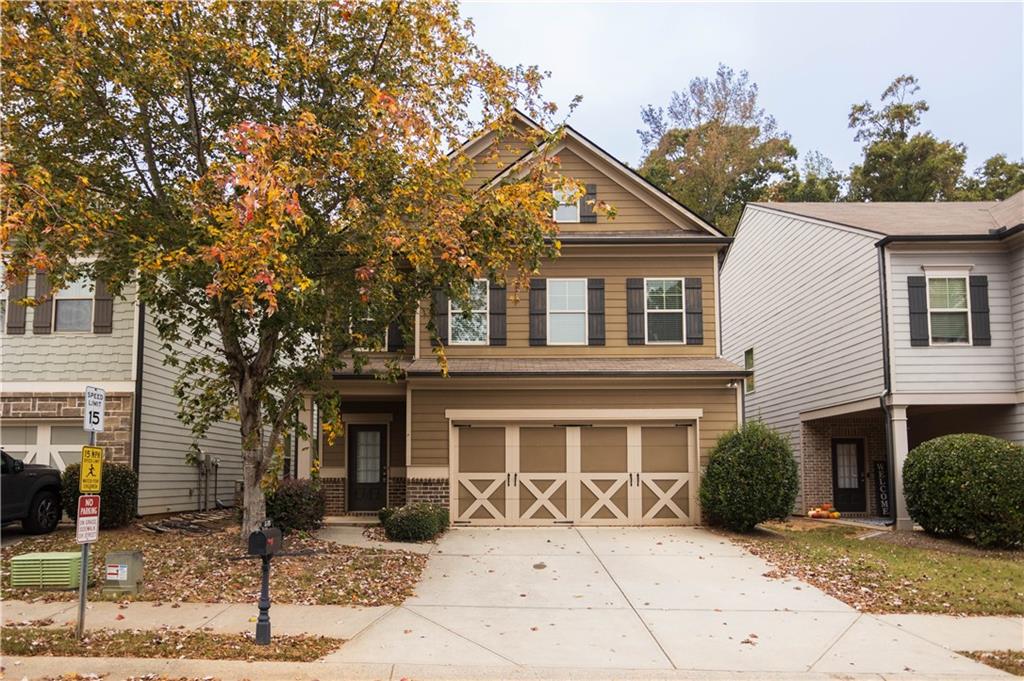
[699,421,799,532]
[382,502,449,542]
[265,479,326,533]
[62,462,139,529]
[903,434,1024,548]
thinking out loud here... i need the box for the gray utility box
[100,551,144,596]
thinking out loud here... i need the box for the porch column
[890,405,914,531]
[296,394,314,479]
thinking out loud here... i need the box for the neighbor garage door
[453,422,696,525]
[0,422,90,471]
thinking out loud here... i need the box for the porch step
[323,515,380,527]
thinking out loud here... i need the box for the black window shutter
[489,282,507,346]
[33,271,53,335]
[969,275,991,346]
[587,278,605,346]
[907,276,929,346]
[626,278,645,345]
[685,277,704,345]
[529,278,546,346]
[387,319,403,352]
[432,289,448,346]
[93,279,114,334]
[5,278,27,334]
[580,184,598,223]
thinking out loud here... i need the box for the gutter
[131,302,145,515]
[874,223,1023,247]
[550,236,733,245]
[404,370,752,378]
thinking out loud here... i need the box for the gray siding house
[721,191,1023,529]
[1,276,244,515]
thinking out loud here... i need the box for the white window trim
[924,272,972,346]
[552,189,581,224]
[744,348,755,394]
[546,278,588,346]
[449,279,489,346]
[643,277,686,345]
[52,276,96,334]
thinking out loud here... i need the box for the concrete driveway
[326,526,1005,677]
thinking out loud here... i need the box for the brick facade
[801,410,888,516]
[406,478,450,508]
[1,392,134,466]
[388,475,407,508]
[322,476,346,515]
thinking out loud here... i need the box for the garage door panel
[580,475,629,521]
[457,476,507,520]
[519,427,566,473]
[518,475,569,522]
[641,426,688,473]
[458,427,506,473]
[641,477,690,523]
[580,426,627,472]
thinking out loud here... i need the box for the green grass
[736,522,1024,615]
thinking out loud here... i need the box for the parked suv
[1,450,63,534]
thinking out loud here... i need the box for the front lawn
[729,519,1023,615]
[1,514,426,606]
[2,622,340,661]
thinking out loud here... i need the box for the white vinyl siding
[1010,242,1024,394]
[720,207,886,508]
[890,249,1016,394]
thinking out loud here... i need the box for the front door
[348,425,387,511]
[832,439,866,512]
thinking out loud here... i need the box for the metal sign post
[77,386,105,639]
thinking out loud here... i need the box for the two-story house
[1,279,245,515]
[291,112,747,526]
[720,192,1023,529]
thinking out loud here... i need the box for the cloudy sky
[461,1,1023,174]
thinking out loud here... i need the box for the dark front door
[831,439,866,512]
[348,425,387,511]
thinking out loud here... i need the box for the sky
[461,1,1024,174]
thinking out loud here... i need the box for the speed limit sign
[84,386,106,433]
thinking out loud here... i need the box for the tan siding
[420,246,719,357]
[323,401,405,468]
[410,384,737,469]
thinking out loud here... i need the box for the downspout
[875,244,896,525]
[131,302,145,516]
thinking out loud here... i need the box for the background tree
[766,151,845,202]
[956,154,1024,200]
[847,75,966,201]
[1,1,571,536]
[637,64,796,233]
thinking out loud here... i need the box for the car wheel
[23,490,61,534]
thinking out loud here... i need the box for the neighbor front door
[348,425,387,511]
[831,439,866,512]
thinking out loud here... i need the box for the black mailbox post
[247,526,283,645]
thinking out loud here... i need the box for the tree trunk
[238,385,268,540]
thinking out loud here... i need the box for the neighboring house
[1,278,245,515]
[721,192,1023,529]
[293,112,747,525]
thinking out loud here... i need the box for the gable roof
[458,109,726,238]
[752,190,1024,238]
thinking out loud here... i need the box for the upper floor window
[352,317,387,351]
[744,348,755,393]
[450,279,489,344]
[552,188,580,223]
[547,278,587,345]
[54,277,93,332]
[927,276,970,344]
[645,278,685,343]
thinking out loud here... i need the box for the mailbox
[247,527,282,557]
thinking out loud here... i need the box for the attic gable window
[927,276,970,344]
[552,188,580,223]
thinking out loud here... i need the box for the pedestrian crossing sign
[80,446,103,493]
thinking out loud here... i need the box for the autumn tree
[1,1,572,535]
[767,151,845,202]
[637,64,796,233]
[847,75,966,201]
[957,154,1024,200]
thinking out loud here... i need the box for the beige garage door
[453,423,695,525]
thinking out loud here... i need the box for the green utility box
[10,552,91,589]
[101,550,144,595]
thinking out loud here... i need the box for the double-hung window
[54,277,93,332]
[547,279,587,344]
[926,275,970,344]
[552,188,580,223]
[744,348,755,393]
[450,279,489,344]
[352,317,387,351]
[645,278,685,343]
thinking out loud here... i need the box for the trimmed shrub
[904,434,1024,548]
[265,479,326,533]
[700,421,799,532]
[62,462,138,529]
[382,502,448,542]
[378,506,397,525]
